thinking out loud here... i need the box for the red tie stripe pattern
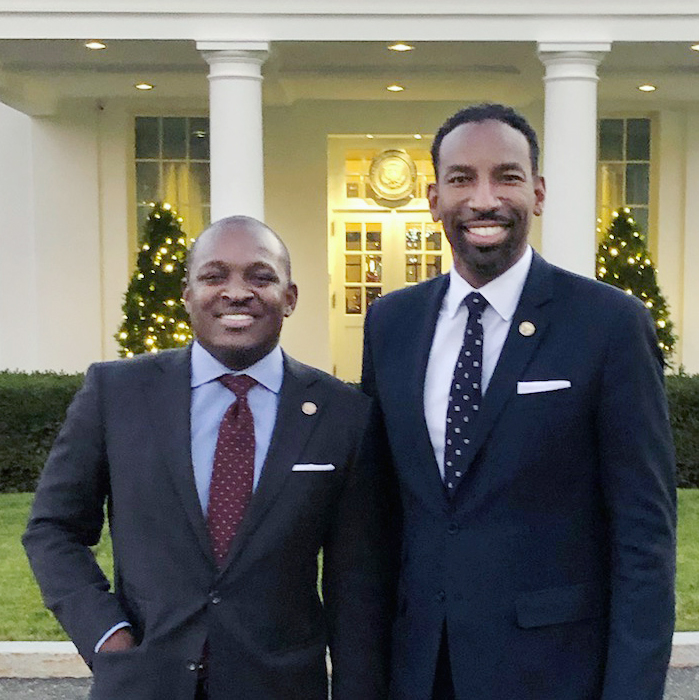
[207,374,257,566]
[444,292,487,496]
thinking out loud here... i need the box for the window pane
[189,162,211,205]
[425,225,442,250]
[626,163,649,204]
[629,207,649,238]
[346,179,360,198]
[345,288,361,314]
[366,287,382,307]
[346,224,361,250]
[189,118,210,160]
[365,255,382,283]
[405,225,421,250]
[366,224,382,250]
[406,255,421,283]
[599,119,624,160]
[598,162,624,213]
[345,256,361,283]
[426,255,442,279]
[135,117,159,159]
[137,205,151,240]
[626,119,650,161]
[162,118,187,159]
[136,161,160,202]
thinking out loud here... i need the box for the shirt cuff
[94,622,131,653]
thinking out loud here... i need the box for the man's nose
[468,180,501,211]
[220,279,254,301]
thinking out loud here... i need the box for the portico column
[197,41,269,221]
[537,42,611,277]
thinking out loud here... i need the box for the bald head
[186,216,292,283]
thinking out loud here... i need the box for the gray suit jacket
[24,347,393,700]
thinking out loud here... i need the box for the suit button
[436,590,446,603]
[448,522,459,534]
[209,591,221,605]
[187,661,198,672]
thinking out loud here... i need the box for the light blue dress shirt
[190,340,284,515]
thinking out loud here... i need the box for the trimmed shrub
[1,370,699,492]
[0,371,83,493]
[666,373,699,488]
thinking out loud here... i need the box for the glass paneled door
[330,211,452,381]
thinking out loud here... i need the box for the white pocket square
[517,380,572,394]
[291,463,335,472]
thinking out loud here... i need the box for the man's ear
[182,282,191,314]
[284,283,298,317]
[533,176,546,217]
[427,182,440,223]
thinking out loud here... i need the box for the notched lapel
[142,349,213,563]
[220,356,322,571]
[459,254,554,473]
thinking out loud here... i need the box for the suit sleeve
[597,301,676,700]
[321,383,400,699]
[23,364,129,665]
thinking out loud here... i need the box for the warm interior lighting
[638,84,656,92]
[135,83,155,91]
[386,84,405,92]
[413,134,423,140]
[691,44,699,52]
[85,41,106,50]
[366,134,374,139]
[388,43,414,52]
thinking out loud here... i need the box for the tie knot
[464,292,487,316]
[218,374,257,398]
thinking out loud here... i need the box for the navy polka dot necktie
[207,374,257,566]
[444,292,488,497]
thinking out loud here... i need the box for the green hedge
[1,371,699,492]
[0,371,84,493]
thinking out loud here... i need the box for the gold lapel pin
[519,321,536,337]
[302,401,317,416]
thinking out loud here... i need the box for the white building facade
[1,1,699,379]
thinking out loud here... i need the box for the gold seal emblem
[519,321,536,337]
[302,401,317,416]
[368,149,417,204]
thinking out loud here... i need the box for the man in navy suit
[25,216,393,699]
[362,103,676,699]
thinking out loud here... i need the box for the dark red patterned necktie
[207,374,257,566]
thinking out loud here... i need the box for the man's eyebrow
[495,162,527,172]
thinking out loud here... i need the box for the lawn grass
[0,492,113,641]
[1,490,698,639]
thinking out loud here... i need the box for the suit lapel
[142,348,213,563]
[457,252,554,474]
[219,354,321,571]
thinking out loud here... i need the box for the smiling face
[428,119,545,288]
[183,221,298,370]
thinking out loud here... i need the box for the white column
[538,42,611,277]
[197,41,269,222]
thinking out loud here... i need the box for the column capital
[538,42,611,82]
[196,41,269,80]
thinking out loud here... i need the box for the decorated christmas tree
[116,203,193,357]
[596,208,676,363]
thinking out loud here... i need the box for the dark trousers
[195,677,208,700]
[432,625,456,700]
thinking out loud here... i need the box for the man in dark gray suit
[24,216,392,700]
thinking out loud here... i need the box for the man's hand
[98,628,136,653]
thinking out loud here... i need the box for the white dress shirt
[424,246,533,477]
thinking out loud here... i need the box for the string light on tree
[115,202,193,357]
[596,208,676,363]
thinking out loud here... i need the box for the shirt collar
[444,245,533,322]
[190,340,284,394]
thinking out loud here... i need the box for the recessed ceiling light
[691,44,699,52]
[386,84,405,92]
[366,134,374,139]
[638,84,656,92]
[135,82,155,91]
[388,43,414,52]
[85,41,106,50]
[413,134,423,140]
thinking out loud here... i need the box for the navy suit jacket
[362,252,676,700]
[24,347,393,700]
